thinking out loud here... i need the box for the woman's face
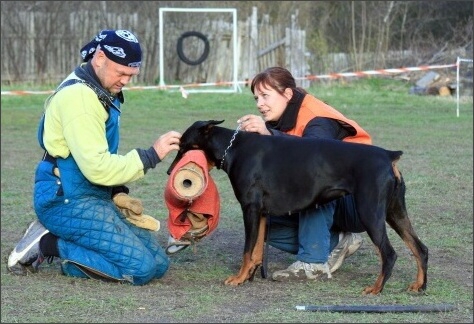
[253,83,292,122]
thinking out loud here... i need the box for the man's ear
[92,49,106,67]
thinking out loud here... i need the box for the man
[7,29,181,285]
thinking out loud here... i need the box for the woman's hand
[237,114,271,135]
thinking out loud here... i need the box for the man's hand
[153,131,182,160]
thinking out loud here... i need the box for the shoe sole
[272,272,317,282]
[166,244,190,255]
[5,251,28,275]
[166,235,191,255]
[347,237,363,257]
[272,273,330,282]
[329,253,347,273]
[272,264,331,281]
[7,228,49,269]
[329,237,363,273]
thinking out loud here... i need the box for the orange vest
[285,95,372,145]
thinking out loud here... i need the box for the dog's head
[167,120,224,175]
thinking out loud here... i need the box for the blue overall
[34,93,169,285]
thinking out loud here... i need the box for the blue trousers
[266,195,361,264]
[34,157,169,285]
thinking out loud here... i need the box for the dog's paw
[224,275,246,286]
[407,281,427,293]
[362,285,382,295]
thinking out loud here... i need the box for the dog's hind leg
[386,175,428,293]
[386,215,428,292]
[362,215,398,295]
[354,187,398,295]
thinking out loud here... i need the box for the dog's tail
[388,150,403,182]
[386,150,407,223]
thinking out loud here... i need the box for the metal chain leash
[220,123,241,169]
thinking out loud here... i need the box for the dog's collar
[219,124,241,169]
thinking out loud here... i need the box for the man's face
[94,50,140,95]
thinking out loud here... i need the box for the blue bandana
[80,29,142,68]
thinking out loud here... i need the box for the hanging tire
[176,31,210,66]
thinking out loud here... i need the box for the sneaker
[347,233,363,257]
[272,260,332,281]
[328,232,363,273]
[7,220,49,275]
[165,235,191,255]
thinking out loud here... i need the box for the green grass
[1,78,473,323]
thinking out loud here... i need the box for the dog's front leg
[224,216,266,286]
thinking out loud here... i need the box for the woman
[238,67,371,281]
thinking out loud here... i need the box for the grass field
[1,78,473,323]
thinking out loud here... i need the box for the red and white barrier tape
[1,63,459,96]
[297,63,457,81]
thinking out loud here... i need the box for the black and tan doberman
[167,120,428,295]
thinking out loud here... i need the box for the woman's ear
[284,88,293,101]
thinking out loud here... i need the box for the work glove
[113,192,160,232]
[181,211,208,240]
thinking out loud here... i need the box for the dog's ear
[208,120,224,126]
[195,120,224,133]
[192,120,224,130]
[199,120,223,134]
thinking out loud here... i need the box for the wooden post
[248,6,258,81]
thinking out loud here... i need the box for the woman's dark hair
[250,66,307,95]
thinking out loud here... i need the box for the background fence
[2,5,466,90]
[1,7,310,88]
